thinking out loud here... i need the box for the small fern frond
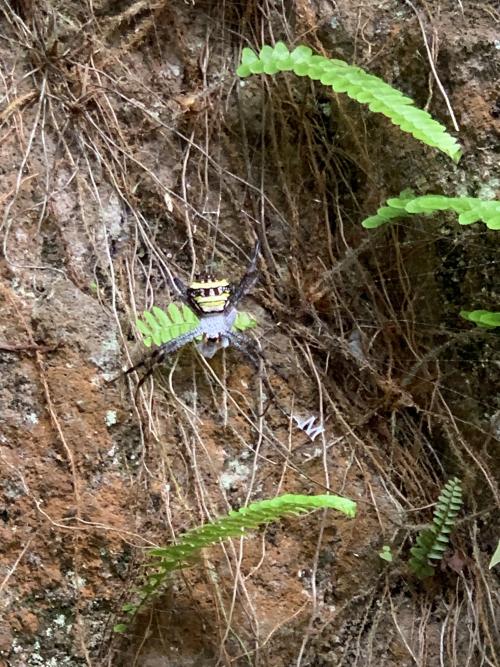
[460,310,500,329]
[362,194,500,230]
[409,478,462,579]
[378,545,393,562]
[114,493,356,632]
[136,304,200,348]
[233,311,258,332]
[136,305,258,348]
[237,43,461,161]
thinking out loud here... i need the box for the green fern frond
[136,304,200,347]
[136,305,258,349]
[409,478,462,579]
[114,493,356,633]
[237,43,461,161]
[460,310,500,329]
[362,194,500,230]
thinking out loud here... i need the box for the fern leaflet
[114,493,356,632]
[237,42,461,161]
[136,303,257,348]
[232,310,258,332]
[489,540,500,570]
[409,478,462,578]
[362,193,500,230]
[459,310,500,329]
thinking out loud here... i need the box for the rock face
[0,2,498,666]
[31,279,120,372]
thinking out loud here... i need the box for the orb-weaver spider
[126,242,268,393]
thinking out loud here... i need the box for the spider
[126,242,267,393]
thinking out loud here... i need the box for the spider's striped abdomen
[188,279,231,313]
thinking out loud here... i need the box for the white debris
[293,415,325,441]
[105,410,117,427]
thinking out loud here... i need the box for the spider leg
[225,241,260,312]
[125,327,202,396]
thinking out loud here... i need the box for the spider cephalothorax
[127,242,263,392]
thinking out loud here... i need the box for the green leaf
[237,63,252,77]
[113,624,128,634]
[233,311,258,332]
[379,545,393,562]
[152,306,172,330]
[274,42,290,56]
[236,42,461,160]
[362,194,500,231]
[249,60,264,74]
[489,540,500,569]
[238,48,258,75]
[241,47,259,65]
[460,310,500,329]
[136,318,151,337]
[259,45,280,75]
[362,203,411,229]
[260,44,275,60]
[184,305,199,323]
[165,303,183,324]
[273,41,292,69]
[457,210,482,225]
[290,45,313,62]
[480,312,500,327]
[143,310,161,333]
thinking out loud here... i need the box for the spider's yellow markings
[188,279,231,313]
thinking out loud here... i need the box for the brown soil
[0,1,498,666]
